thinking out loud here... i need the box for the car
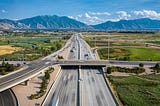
[70,49,74,52]
[84,54,88,57]
[54,62,59,64]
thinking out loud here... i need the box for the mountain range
[0,15,160,30]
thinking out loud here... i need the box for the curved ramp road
[0,89,18,106]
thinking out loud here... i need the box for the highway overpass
[57,60,159,67]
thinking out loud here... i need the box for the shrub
[45,71,50,80]
[107,67,112,74]
[58,55,64,59]
[29,94,36,100]
[139,63,144,67]
[107,66,145,74]
[1,69,6,75]
[154,63,160,69]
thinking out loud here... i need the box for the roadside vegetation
[108,74,160,106]
[0,60,20,75]
[29,67,54,100]
[83,32,160,61]
[107,66,145,74]
[0,31,71,61]
[150,63,160,73]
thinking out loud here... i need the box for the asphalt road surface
[0,89,17,106]
[79,33,117,106]
[80,67,116,106]
[44,35,79,106]
[44,33,117,106]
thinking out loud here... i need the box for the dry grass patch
[0,45,22,55]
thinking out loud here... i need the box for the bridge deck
[58,60,109,66]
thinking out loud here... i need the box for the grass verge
[108,74,160,106]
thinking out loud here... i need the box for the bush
[107,66,145,74]
[1,69,6,75]
[107,67,112,74]
[58,55,64,59]
[154,63,160,69]
[139,63,144,67]
[45,71,50,79]
[29,94,36,100]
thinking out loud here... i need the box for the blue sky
[0,0,160,25]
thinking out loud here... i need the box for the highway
[44,33,117,106]
[44,34,80,106]
[0,33,117,106]
[79,33,117,106]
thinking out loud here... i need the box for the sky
[0,0,160,25]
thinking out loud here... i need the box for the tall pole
[94,37,96,47]
[108,33,110,61]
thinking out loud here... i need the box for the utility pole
[108,33,110,61]
[95,37,96,47]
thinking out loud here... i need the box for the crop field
[98,47,160,61]
[108,74,160,106]
[83,32,160,61]
[0,45,22,56]
[0,31,71,61]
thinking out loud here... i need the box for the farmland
[0,45,22,56]
[0,31,71,61]
[82,32,160,61]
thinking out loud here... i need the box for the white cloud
[117,11,131,20]
[84,13,102,23]
[88,11,111,16]
[1,10,7,13]
[133,10,160,20]
[78,14,82,18]
[68,16,74,19]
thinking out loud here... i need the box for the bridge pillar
[25,80,30,86]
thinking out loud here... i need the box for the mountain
[0,16,160,30]
[0,19,27,29]
[92,18,160,30]
[0,15,91,29]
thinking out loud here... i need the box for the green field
[108,74,160,106]
[83,32,160,61]
[83,32,160,47]
[98,47,160,61]
[0,32,70,61]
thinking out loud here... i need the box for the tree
[45,71,50,80]
[1,60,5,67]
[44,40,51,43]
[139,63,144,67]
[7,40,10,44]
[107,67,112,74]
[5,63,14,72]
[51,46,57,52]
[154,63,160,73]
[55,42,61,50]
[154,63,159,69]
[1,69,6,75]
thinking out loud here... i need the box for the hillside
[0,15,91,30]
[92,18,160,30]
